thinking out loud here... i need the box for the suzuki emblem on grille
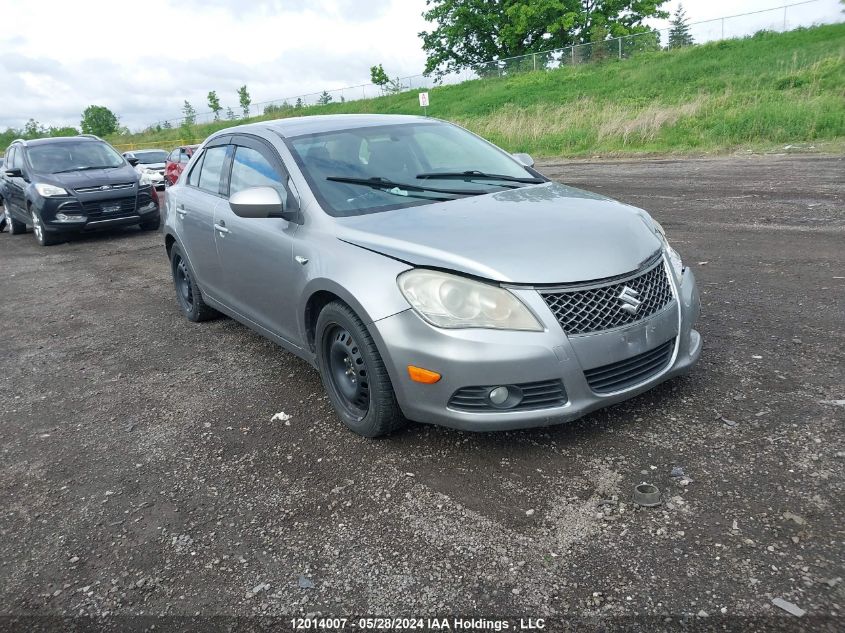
[618,285,642,314]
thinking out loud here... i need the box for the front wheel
[31,209,60,246]
[6,206,26,235]
[139,215,161,231]
[316,301,406,437]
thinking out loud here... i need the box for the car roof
[132,148,167,154]
[210,114,433,140]
[21,136,102,147]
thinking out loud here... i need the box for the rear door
[173,138,231,300]
[212,134,302,346]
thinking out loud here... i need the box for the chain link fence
[146,0,838,131]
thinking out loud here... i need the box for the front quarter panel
[294,227,413,342]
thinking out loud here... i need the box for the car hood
[45,165,139,190]
[137,162,166,170]
[336,182,664,284]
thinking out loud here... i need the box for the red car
[164,144,199,186]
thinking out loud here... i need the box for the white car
[124,149,168,190]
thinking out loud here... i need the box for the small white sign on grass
[418,92,430,107]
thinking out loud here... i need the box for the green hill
[113,24,845,157]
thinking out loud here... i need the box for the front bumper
[370,264,702,431]
[37,189,159,233]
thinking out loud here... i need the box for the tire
[8,209,27,235]
[139,215,161,231]
[169,244,219,322]
[316,301,406,437]
[30,209,60,246]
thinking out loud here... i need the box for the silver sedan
[163,114,701,436]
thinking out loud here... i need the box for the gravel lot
[0,154,842,632]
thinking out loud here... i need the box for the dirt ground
[0,154,842,632]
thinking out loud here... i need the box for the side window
[197,146,227,194]
[168,149,179,162]
[5,147,15,170]
[180,150,191,164]
[12,147,23,170]
[229,145,288,206]
[186,150,205,187]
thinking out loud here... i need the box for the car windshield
[134,150,168,164]
[286,122,539,217]
[28,141,125,174]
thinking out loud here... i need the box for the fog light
[489,386,510,405]
[139,202,157,212]
[55,213,85,223]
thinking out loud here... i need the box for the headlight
[34,183,68,197]
[647,217,684,278]
[398,269,543,331]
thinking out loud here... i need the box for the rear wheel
[31,209,60,246]
[170,244,218,322]
[316,301,405,437]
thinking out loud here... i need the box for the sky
[0,0,841,132]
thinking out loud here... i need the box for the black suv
[1,135,160,246]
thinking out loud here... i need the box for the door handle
[214,223,229,235]
[176,205,187,217]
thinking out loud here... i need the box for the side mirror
[229,186,299,222]
[513,152,534,167]
[127,157,140,167]
[4,168,23,178]
[512,152,535,168]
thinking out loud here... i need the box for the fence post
[533,53,536,71]
[721,18,725,39]
[783,6,787,31]
[618,37,622,60]
[571,46,575,65]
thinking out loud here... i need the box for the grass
[110,24,845,157]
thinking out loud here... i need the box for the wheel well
[304,290,344,352]
[165,234,176,259]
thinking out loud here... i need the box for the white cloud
[0,0,841,132]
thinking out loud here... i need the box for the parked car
[163,114,701,437]
[2,135,160,246]
[164,144,198,186]
[124,149,168,190]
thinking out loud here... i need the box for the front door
[212,135,302,347]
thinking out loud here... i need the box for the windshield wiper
[416,170,544,184]
[52,165,121,174]
[326,176,485,197]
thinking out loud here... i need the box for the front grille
[541,258,674,335]
[81,197,137,220]
[584,339,675,394]
[448,379,567,412]
[74,183,135,193]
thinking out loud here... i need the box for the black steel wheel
[170,244,219,322]
[316,301,405,437]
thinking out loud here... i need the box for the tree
[370,63,403,94]
[80,105,119,136]
[237,85,251,118]
[668,4,694,48]
[207,90,222,120]
[23,119,45,138]
[226,107,237,120]
[48,126,79,137]
[162,119,173,129]
[318,91,333,106]
[182,101,197,125]
[295,98,303,109]
[419,0,669,78]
